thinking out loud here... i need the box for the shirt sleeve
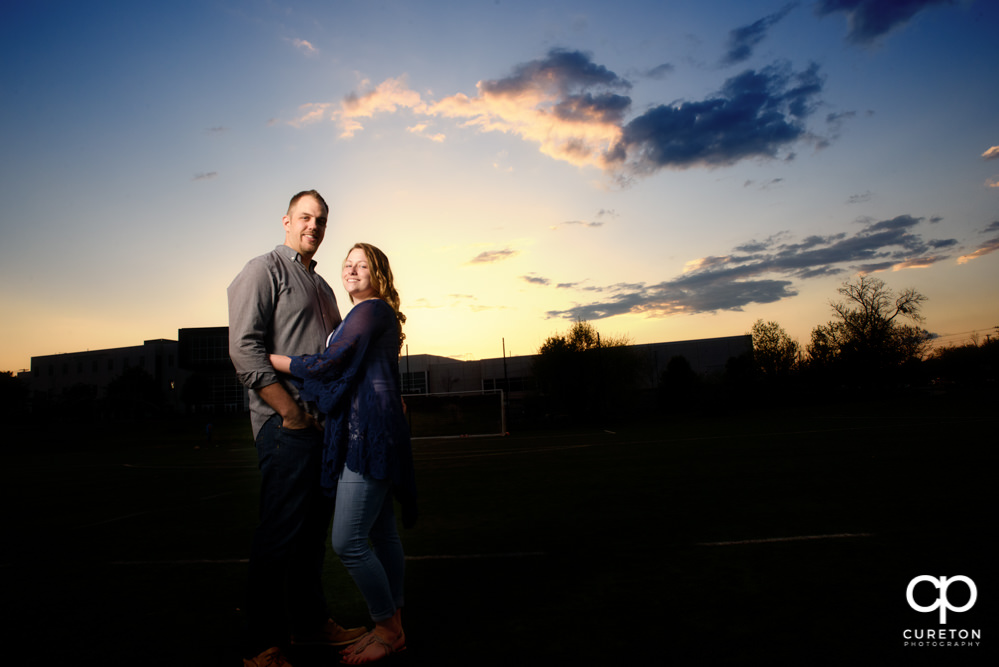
[227,257,280,390]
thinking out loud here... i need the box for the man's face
[283,195,327,261]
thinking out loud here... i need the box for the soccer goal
[403,389,506,439]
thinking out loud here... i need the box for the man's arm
[228,258,280,388]
[228,257,317,430]
[257,382,317,429]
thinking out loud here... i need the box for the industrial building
[28,327,751,416]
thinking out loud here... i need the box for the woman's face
[342,247,377,302]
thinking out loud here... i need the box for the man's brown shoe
[243,646,292,667]
[292,618,367,646]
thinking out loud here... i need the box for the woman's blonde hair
[345,242,406,348]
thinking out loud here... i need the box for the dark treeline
[529,276,998,427]
[3,365,171,424]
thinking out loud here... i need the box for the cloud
[289,102,333,127]
[957,239,999,264]
[205,126,228,135]
[981,145,999,160]
[744,178,784,190]
[521,274,551,286]
[824,110,861,145]
[532,214,957,321]
[862,214,921,232]
[848,190,873,204]
[479,48,631,97]
[734,231,791,253]
[289,49,827,179]
[289,76,428,135]
[550,208,617,230]
[410,293,507,313]
[290,38,318,56]
[551,220,604,230]
[446,293,508,313]
[338,76,428,137]
[606,62,824,174]
[957,221,999,264]
[409,297,439,309]
[407,123,445,142]
[468,248,519,264]
[427,48,631,171]
[193,172,218,181]
[890,257,944,271]
[645,63,675,80]
[721,3,797,66]
[814,0,952,45]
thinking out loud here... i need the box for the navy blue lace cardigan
[290,298,417,527]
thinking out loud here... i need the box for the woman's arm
[291,300,391,380]
[269,353,292,375]
[288,300,395,414]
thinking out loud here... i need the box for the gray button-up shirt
[228,244,342,438]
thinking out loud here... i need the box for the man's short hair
[288,189,329,217]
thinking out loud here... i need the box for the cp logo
[906,575,977,624]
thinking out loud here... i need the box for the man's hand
[280,409,321,430]
[257,382,321,431]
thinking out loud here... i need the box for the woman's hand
[269,353,292,374]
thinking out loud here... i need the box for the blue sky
[2,0,997,371]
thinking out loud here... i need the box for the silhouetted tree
[105,366,163,419]
[0,371,28,418]
[533,320,637,422]
[750,319,800,378]
[724,351,755,386]
[923,326,999,389]
[57,382,99,422]
[538,320,630,354]
[658,355,700,411]
[806,276,929,386]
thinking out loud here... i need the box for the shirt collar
[275,244,318,272]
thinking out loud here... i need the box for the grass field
[4,391,995,666]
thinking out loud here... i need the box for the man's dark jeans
[245,414,334,654]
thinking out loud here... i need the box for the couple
[228,190,416,667]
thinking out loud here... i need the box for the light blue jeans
[330,466,405,622]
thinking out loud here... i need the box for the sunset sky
[2,0,997,372]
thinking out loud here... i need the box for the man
[228,190,365,667]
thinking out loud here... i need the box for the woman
[270,243,415,664]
